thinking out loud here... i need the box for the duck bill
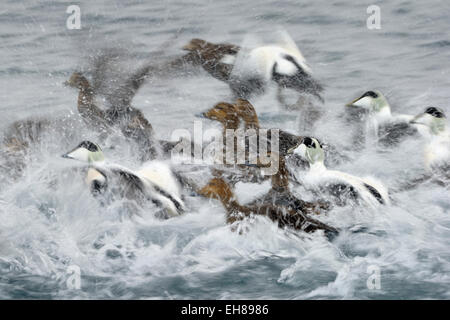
[286,145,298,155]
[61,147,89,162]
[409,114,425,125]
[194,112,207,119]
[346,92,371,108]
[182,44,193,51]
[346,96,362,107]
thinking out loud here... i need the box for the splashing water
[0,0,449,299]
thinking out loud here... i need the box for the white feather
[274,57,298,76]
[302,164,389,207]
[135,161,185,216]
[92,161,185,216]
[220,54,236,65]
[424,134,450,170]
[85,168,106,186]
[231,32,312,84]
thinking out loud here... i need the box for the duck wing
[89,51,155,110]
[109,63,157,110]
[185,41,240,82]
[93,164,148,202]
[320,181,360,206]
[257,204,338,238]
[378,121,418,146]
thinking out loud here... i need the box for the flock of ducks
[2,31,449,240]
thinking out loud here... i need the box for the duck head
[410,106,447,135]
[198,178,235,204]
[182,38,208,52]
[64,72,90,90]
[62,141,105,163]
[346,90,390,114]
[234,99,259,129]
[197,102,241,130]
[183,38,239,57]
[289,137,325,166]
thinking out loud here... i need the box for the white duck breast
[219,54,237,65]
[62,141,185,216]
[85,167,107,194]
[410,107,450,174]
[290,137,389,207]
[425,140,450,172]
[95,162,185,217]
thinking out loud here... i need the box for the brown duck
[65,71,158,160]
[198,177,338,237]
[181,38,240,82]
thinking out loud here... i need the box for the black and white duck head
[62,141,105,163]
[410,107,447,136]
[346,90,391,118]
[289,137,325,171]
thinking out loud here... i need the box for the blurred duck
[62,141,185,217]
[181,38,240,82]
[65,72,158,160]
[233,98,303,155]
[346,90,418,147]
[245,151,331,215]
[200,99,303,157]
[197,100,303,184]
[289,137,390,207]
[181,32,323,106]
[233,98,348,167]
[1,119,52,179]
[229,32,324,103]
[198,177,338,237]
[410,107,450,175]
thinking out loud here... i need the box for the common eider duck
[1,118,53,179]
[64,72,111,131]
[197,100,303,183]
[201,99,303,156]
[229,32,324,104]
[244,151,331,215]
[198,177,338,237]
[180,33,323,106]
[62,141,186,217]
[196,101,269,184]
[65,72,159,160]
[233,98,349,167]
[288,137,390,207]
[346,90,418,147]
[410,107,450,176]
[181,38,240,82]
